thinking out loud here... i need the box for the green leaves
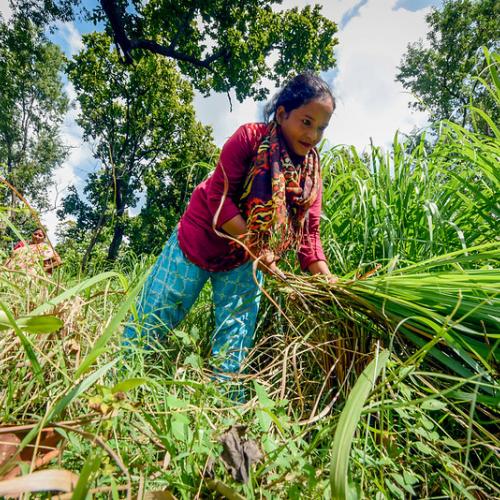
[0,16,68,213]
[420,399,447,411]
[111,378,148,394]
[254,381,275,433]
[31,271,122,315]
[330,349,390,499]
[0,311,62,333]
[0,308,63,383]
[142,0,337,99]
[63,31,216,260]
[75,270,148,377]
[396,0,499,133]
[0,301,44,383]
[71,452,103,500]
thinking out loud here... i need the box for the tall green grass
[320,57,499,274]
[0,49,498,499]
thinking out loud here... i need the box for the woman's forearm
[308,260,330,275]
[221,214,247,237]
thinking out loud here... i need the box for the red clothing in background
[178,122,326,272]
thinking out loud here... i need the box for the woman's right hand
[257,250,285,279]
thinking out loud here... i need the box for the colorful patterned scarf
[222,121,320,266]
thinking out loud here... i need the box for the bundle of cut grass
[261,242,498,412]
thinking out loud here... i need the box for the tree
[60,32,216,264]
[12,0,338,102]
[396,0,499,131]
[0,16,68,213]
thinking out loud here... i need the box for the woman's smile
[276,97,334,156]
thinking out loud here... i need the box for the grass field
[0,55,498,499]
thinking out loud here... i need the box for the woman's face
[32,229,45,244]
[276,97,334,157]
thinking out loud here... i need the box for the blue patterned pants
[123,229,263,374]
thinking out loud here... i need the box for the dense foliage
[397,0,499,133]
[11,0,338,101]
[59,32,217,264]
[0,16,68,246]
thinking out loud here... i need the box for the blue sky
[394,0,441,11]
[0,0,442,240]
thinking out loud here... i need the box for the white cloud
[0,0,12,22]
[195,0,430,151]
[193,91,261,146]
[55,21,84,56]
[327,0,430,150]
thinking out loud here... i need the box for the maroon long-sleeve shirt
[177,122,326,272]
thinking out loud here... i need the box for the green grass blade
[0,301,43,383]
[71,451,102,500]
[0,360,116,477]
[75,271,148,377]
[112,377,149,394]
[30,271,122,315]
[330,349,390,499]
[0,312,63,333]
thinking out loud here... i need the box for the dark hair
[263,72,335,123]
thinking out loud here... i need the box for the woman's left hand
[307,261,338,283]
[325,274,338,284]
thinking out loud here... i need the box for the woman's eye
[302,119,311,126]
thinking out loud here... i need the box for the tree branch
[130,39,229,68]
[100,0,229,68]
[100,0,133,63]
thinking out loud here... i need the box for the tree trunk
[107,177,127,261]
[81,212,106,272]
[6,153,17,221]
[107,218,125,262]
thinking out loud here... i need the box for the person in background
[5,228,62,275]
[124,72,336,398]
